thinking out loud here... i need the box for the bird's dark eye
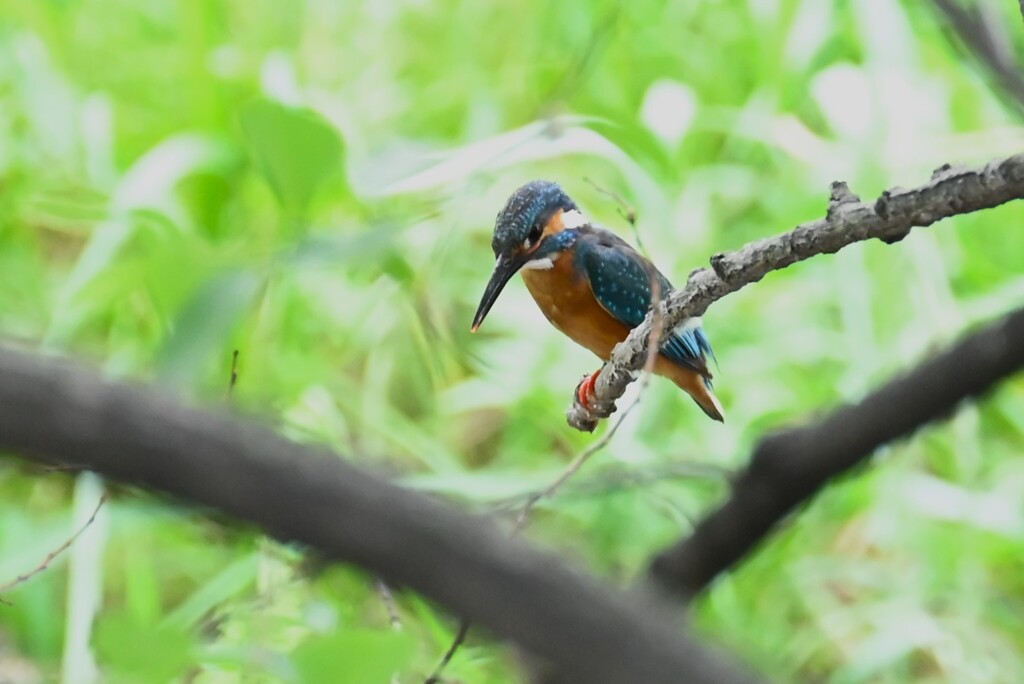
[527,223,543,246]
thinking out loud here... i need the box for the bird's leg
[575,369,601,410]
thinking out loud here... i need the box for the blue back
[574,229,715,378]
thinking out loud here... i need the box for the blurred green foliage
[1,0,1023,682]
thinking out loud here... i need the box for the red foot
[575,370,601,410]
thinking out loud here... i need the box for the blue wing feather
[575,230,714,377]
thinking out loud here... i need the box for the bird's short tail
[653,357,725,422]
[690,378,725,423]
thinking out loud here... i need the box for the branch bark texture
[567,152,1024,431]
[649,304,1024,599]
[0,348,761,684]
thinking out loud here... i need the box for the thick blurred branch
[567,152,1024,431]
[0,348,761,684]
[649,304,1024,599]
[930,0,1024,111]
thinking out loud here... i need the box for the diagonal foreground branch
[0,348,762,684]
[648,304,1024,600]
[567,152,1024,431]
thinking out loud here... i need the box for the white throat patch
[521,256,555,271]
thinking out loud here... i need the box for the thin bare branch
[568,152,1024,431]
[374,577,403,630]
[583,177,642,251]
[488,461,730,513]
[227,349,239,399]
[0,494,108,603]
[424,618,472,684]
[513,279,664,534]
[541,8,620,108]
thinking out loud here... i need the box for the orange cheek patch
[542,209,566,239]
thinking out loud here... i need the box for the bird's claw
[575,370,601,411]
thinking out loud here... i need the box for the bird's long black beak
[471,253,522,332]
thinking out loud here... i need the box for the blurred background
[1,0,1023,682]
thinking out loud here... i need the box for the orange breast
[520,253,631,361]
[520,250,722,420]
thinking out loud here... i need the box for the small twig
[512,282,663,536]
[227,350,239,399]
[487,461,731,513]
[0,494,108,604]
[583,177,643,253]
[36,463,86,473]
[374,577,403,631]
[424,616,472,684]
[542,8,620,107]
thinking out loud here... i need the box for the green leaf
[94,611,194,682]
[160,552,260,631]
[240,99,345,220]
[291,629,415,684]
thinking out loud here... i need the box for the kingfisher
[471,180,724,422]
